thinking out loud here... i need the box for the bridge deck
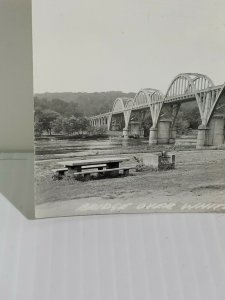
[89,84,223,119]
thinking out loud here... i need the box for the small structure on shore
[141,151,175,171]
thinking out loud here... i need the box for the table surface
[58,156,130,167]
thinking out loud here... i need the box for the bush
[86,126,108,137]
[133,156,144,172]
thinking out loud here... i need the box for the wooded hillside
[35,91,135,116]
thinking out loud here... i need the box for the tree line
[34,97,107,137]
[35,91,135,116]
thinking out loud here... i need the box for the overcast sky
[32,0,225,93]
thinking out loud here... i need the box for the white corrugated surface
[0,194,225,300]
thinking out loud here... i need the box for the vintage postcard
[33,0,225,218]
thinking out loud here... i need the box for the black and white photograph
[33,0,225,218]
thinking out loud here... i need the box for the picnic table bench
[53,156,132,180]
[74,167,131,181]
[53,164,107,176]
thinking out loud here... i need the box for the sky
[32,0,225,94]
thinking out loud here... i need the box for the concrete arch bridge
[89,73,225,148]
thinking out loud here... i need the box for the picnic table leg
[123,169,129,176]
[97,167,104,178]
[58,170,66,180]
[106,162,120,177]
[73,166,83,180]
[67,166,82,179]
[75,166,82,172]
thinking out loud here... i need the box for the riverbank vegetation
[35,114,108,138]
[34,97,108,138]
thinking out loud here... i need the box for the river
[35,136,151,160]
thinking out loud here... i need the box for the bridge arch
[132,89,159,108]
[109,97,134,131]
[112,98,123,112]
[127,89,164,129]
[165,73,214,98]
[165,73,217,126]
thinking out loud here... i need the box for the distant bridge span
[89,73,225,148]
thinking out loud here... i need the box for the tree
[51,116,64,134]
[62,118,73,135]
[95,126,107,136]
[39,109,60,135]
[34,120,44,136]
[68,116,79,134]
[175,111,190,134]
[79,117,90,134]
[142,114,152,137]
[187,107,201,129]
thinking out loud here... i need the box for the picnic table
[55,156,131,180]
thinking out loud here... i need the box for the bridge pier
[196,125,209,148]
[129,121,142,137]
[122,128,129,138]
[149,127,158,145]
[196,115,225,149]
[149,120,173,145]
[157,120,171,144]
[208,115,225,146]
[169,127,177,144]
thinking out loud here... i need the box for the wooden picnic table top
[58,156,130,167]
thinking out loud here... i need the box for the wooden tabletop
[58,156,130,167]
